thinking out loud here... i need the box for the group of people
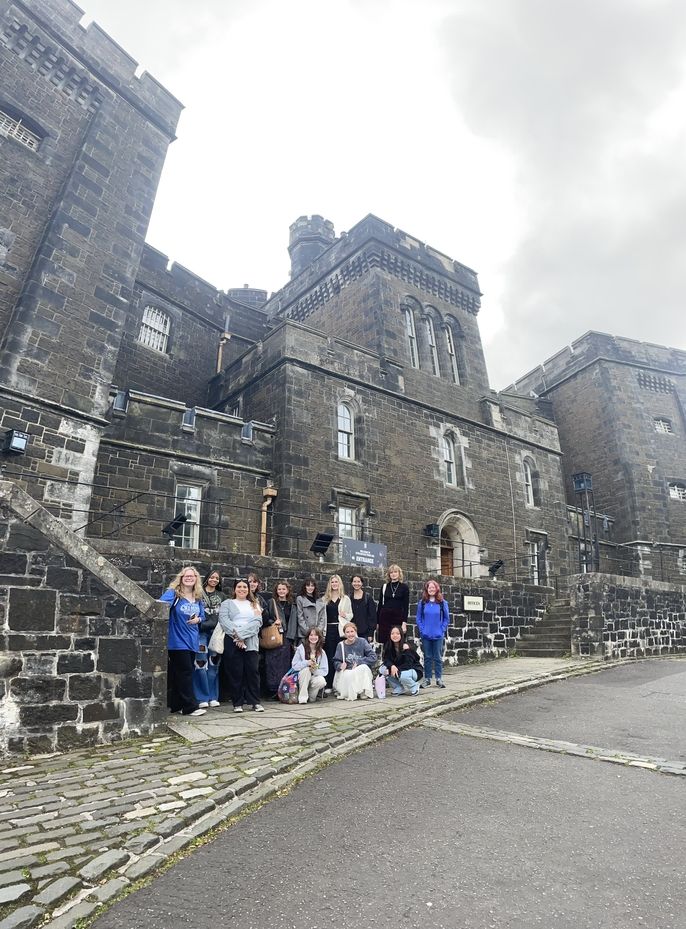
[161,565,451,717]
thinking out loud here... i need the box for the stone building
[0,0,571,585]
[509,333,686,582]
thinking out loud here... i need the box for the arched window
[445,325,461,385]
[138,305,170,353]
[403,307,419,369]
[443,434,457,486]
[668,482,686,501]
[425,316,440,376]
[523,458,541,507]
[337,403,355,460]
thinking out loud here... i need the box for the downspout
[216,332,231,374]
[504,440,519,580]
[260,485,278,555]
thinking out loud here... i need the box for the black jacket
[382,641,423,680]
[350,592,377,639]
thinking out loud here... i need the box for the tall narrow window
[523,460,534,507]
[174,484,202,548]
[138,306,170,353]
[337,403,355,460]
[338,505,359,540]
[445,326,461,385]
[425,317,440,376]
[0,108,41,151]
[404,308,419,369]
[443,434,457,486]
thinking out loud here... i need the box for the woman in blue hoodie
[416,578,450,688]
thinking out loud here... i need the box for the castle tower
[0,0,182,526]
[288,215,335,278]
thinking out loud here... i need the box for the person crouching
[333,622,376,701]
[291,627,328,704]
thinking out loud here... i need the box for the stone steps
[516,597,572,657]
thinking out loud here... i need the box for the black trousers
[222,640,260,707]
[167,649,199,715]
[324,623,340,688]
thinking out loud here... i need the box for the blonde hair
[385,564,404,583]
[323,574,346,603]
[342,622,358,635]
[169,565,204,601]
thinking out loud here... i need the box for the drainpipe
[260,485,278,555]
[216,332,231,374]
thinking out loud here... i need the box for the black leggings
[221,640,260,707]
[168,649,198,715]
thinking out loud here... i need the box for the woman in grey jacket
[219,579,264,713]
[295,578,326,641]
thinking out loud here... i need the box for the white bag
[208,624,225,655]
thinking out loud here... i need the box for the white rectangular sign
[463,595,484,611]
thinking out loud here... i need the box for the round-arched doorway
[438,512,481,578]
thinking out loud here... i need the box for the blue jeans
[421,637,444,682]
[193,631,220,703]
[389,669,419,695]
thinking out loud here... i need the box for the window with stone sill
[443,434,457,486]
[337,505,360,540]
[668,482,686,502]
[523,458,541,507]
[654,418,673,434]
[445,325,461,385]
[425,316,440,376]
[138,305,171,353]
[0,108,42,151]
[403,307,419,369]
[174,484,202,548]
[337,402,355,460]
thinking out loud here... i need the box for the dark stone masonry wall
[570,574,686,659]
[1,482,167,756]
[92,540,552,664]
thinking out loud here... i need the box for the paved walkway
[0,657,616,929]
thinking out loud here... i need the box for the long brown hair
[304,626,324,658]
[273,579,294,603]
[421,577,444,603]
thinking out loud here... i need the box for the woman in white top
[322,574,353,692]
[218,578,264,714]
[291,627,329,704]
[332,622,376,701]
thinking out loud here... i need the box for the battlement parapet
[268,213,481,322]
[2,0,183,135]
[510,331,686,396]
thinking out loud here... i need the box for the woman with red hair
[416,578,450,688]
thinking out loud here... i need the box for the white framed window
[174,484,202,548]
[337,505,359,540]
[445,325,461,385]
[228,400,241,418]
[654,418,673,434]
[138,305,170,353]
[668,482,686,501]
[443,434,457,486]
[404,308,419,369]
[0,109,41,151]
[337,403,355,460]
[425,316,440,376]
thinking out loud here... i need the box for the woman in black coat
[382,626,423,696]
[349,574,377,642]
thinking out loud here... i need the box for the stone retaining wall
[569,574,686,658]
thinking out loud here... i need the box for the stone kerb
[569,573,686,659]
[0,481,167,756]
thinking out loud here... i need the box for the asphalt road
[94,661,686,929]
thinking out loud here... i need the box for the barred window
[668,482,686,502]
[138,305,170,353]
[337,403,355,460]
[0,109,41,151]
[654,418,673,434]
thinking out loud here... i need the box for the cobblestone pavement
[0,656,623,929]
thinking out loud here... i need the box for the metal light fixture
[3,429,29,454]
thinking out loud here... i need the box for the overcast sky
[80,0,686,388]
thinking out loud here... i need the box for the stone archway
[438,512,482,578]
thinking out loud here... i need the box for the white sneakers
[198,702,209,708]
[209,700,221,707]
[189,708,207,717]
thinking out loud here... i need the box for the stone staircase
[517,597,572,657]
